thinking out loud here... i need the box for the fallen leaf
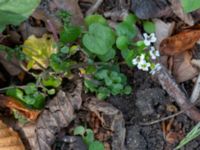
[154,19,175,50]
[23,34,57,70]
[0,119,25,150]
[160,27,200,56]
[0,51,22,76]
[0,95,40,122]
[170,0,194,26]
[173,51,198,82]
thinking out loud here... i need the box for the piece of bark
[21,80,82,150]
[153,65,200,121]
[87,99,126,150]
[130,0,172,19]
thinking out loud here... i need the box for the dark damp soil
[108,69,200,150]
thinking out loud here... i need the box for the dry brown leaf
[160,28,200,56]
[0,120,25,150]
[0,95,40,122]
[154,19,175,50]
[172,51,198,82]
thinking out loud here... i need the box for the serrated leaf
[143,21,155,34]
[83,23,115,55]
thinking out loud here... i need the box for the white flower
[150,63,162,75]
[149,47,160,60]
[132,54,146,65]
[138,61,151,71]
[132,56,140,65]
[143,33,157,46]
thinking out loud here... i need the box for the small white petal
[143,33,148,39]
[144,40,151,46]
[155,50,160,57]
[150,50,156,60]
[150,63,162,75]
[150,46,155,51]
[150,36,157,43]
[140,54,146,60]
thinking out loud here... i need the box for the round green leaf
[85,14,107,26]
[74,126,85,136]
[116,36,129,50]
[143,21,155,34]
[89,141,104,150]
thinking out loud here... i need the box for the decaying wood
[154,65,200,121]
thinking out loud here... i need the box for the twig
[153,65,200,121]
[46,20,59,42]
[86,0,103,16]
[190,59,200,103]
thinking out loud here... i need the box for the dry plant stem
[86,0,103,15]
[154,65,200,121]
[190,59,200,103]
[46,20,59,42]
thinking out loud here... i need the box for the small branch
[153,65,200,121]
[86,0,104,16]
[46,20,59,42]
[190,59,200,103]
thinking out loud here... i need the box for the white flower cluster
[132,33,160,72]
[132,54,150,71]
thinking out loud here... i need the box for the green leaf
[60,26,81,43]
[83,23,115,55]
[97,48,116,62]
[84,79,98,92]
[115,22,136,39]
[47,89,56,95]
[124,13,138,24]
[97,87,110,100]
[85,14,107,26]
[42,76,62,88]
[0,0,41,32]
[110,83,123,95]
[6,88,24,100]
[84,129,94,145]
[181,0,200,13]
[121,49,134,67]
[124,86,132,95]
[23,92,45,109]
[143,21,155,34]
[24,83,37,95]
[60,46,69,54]
[116,36,129,50]
[89,141,104,150]
[74,126,85,136]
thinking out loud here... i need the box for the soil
[108,70,200,150]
